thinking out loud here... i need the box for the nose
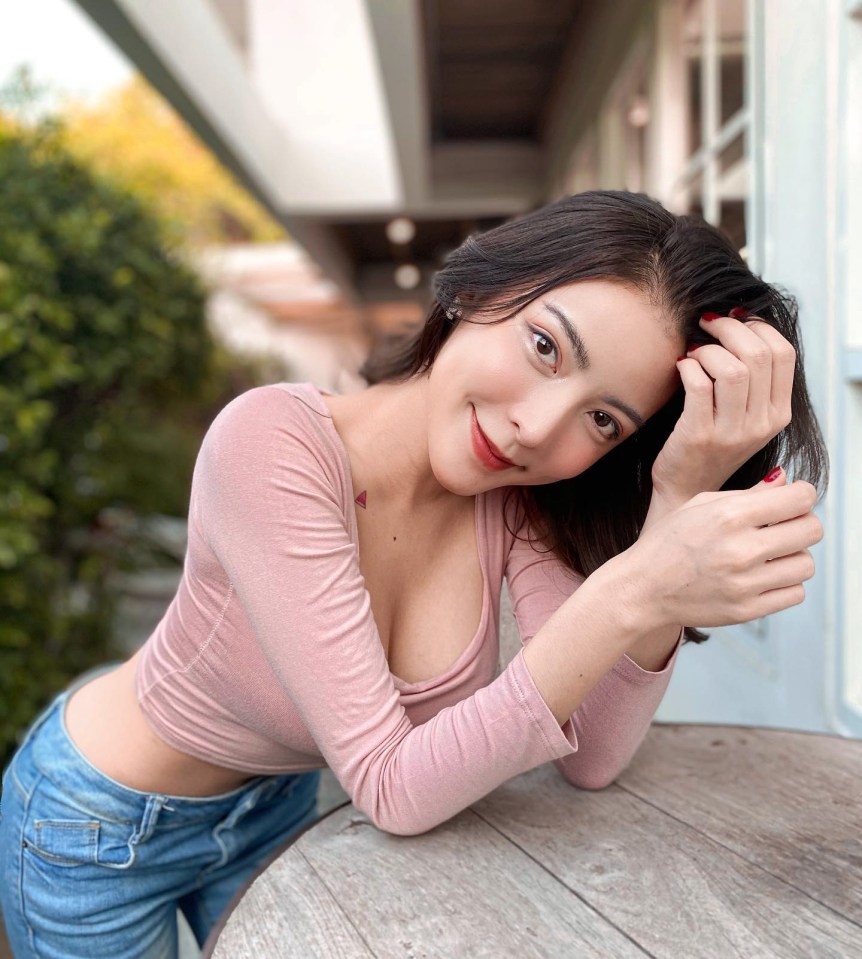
[509,386,572,450]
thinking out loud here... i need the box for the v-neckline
[301,381,491,692]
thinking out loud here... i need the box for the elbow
[356,799,441,838]
[368,809,439,837]
[555,743,644,791]
[571,771,618,791]
[556,757,624,791]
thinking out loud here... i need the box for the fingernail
[687,344,701,352]
[701,312,721,321]
[729,306,749,319]
[763,466,782,483]
[676,355,687,362]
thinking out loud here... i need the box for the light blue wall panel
[659,0,840,733]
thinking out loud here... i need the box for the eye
[529,326,559,367]
[591,411,622,442]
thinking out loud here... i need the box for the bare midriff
[63,650,257,798]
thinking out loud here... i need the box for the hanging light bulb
[394,264,421,290]
[385,217,416,245]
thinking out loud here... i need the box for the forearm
[521,490,693,726]
[624,493,687,671]
[521,550,657,726]
[552,642,680,789]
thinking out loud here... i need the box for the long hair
[359,191,829,645]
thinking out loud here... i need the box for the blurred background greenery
[0,68,278,766]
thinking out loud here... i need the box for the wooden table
[205,725,862,958]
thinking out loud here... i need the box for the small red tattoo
[355,490,367,509]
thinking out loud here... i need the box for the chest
[355,498,485,685]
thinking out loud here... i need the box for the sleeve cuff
[614,625,685,683]
[510,647,579,759]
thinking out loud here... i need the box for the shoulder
[198,383,349,497]
[205,383,333,452]
[211,382,329,432]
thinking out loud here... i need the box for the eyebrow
[542,301,646,430]
[544,302,591,370]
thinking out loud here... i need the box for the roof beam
[430,141,543,212]
[73,0,361,297]
[364,0,431,207]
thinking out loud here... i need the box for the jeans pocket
[27,814,142,871]
[28,819,100,866]
[24,771,141,871]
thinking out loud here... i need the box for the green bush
[0,120,251,765]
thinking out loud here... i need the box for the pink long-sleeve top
[135,382,683,836]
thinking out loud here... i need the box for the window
[674,0,749,255]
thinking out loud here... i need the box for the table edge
[651,721,860,744]
[200,723,859,955]
[200,797,353,958]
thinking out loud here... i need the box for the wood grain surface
[209,725,862,958]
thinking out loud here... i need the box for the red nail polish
[688,344,701,351]
[729,306,749,319]
[676,356,687,362]
[763,467,782,483]
[701,312,721,321]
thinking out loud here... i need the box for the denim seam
[195,787,265,881]
[26,770,134,827]
[133,795,166,847]
[10,753,32,804]
[18,768,44,957]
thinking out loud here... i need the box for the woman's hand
[621,467,823,631]
[651,310,796,510]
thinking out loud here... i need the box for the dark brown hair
[359,191,829,644]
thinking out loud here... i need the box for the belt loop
[135,795,168,844]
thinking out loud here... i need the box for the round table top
[206,724,862,958]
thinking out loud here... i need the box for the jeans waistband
[17,681,300,827]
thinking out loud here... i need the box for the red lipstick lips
[471,408,515,471]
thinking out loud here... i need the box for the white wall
[247,0,401,212]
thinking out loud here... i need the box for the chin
[427,450,481,497]
[433,467,478,497]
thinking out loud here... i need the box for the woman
[0,191,827,957]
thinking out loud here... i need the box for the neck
[328,374,464,514]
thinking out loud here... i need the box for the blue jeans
[0,667,322,958]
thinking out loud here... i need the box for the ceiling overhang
[72,0,644,301]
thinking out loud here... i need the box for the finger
[696,473,818,527]
[697,314,773,423]
[678,465,788,518]
[753,465,787,489]
[675,353,717,430]
[750,583,806,618]
[752,549,816,593]
[739,318,795,424]
[682,465,786,511]
[685,342,749,431]
[738,478,819,528]
[756,512,823,562]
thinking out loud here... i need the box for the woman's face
[425,278,685,495]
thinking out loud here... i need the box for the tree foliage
[60,75,285,246]
[0,118,253,764]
